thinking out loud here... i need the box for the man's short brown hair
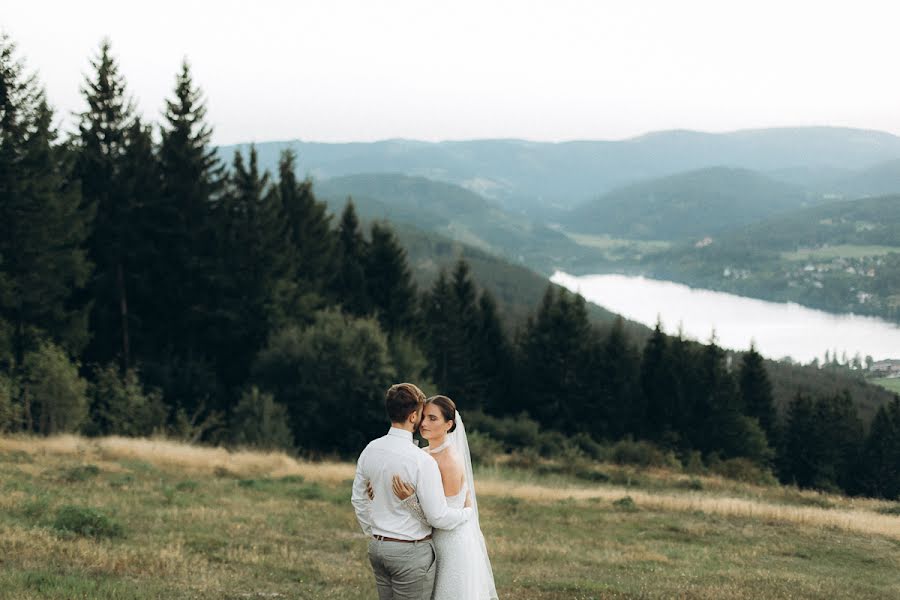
[385,383,426,423]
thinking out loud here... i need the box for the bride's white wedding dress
[404,412,498,600]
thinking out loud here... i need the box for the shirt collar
[387,427,414,443]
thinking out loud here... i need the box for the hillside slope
[565,167,813,240]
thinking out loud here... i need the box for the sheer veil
[450,410,499,599]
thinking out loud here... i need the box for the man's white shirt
[352,427,473,540]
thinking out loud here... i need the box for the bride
[371,395,498,599]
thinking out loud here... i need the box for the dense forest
[1,37,898,500]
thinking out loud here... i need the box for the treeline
[0,37,898,500]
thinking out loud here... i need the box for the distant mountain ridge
[564,167,815,240]
[314,173,590,273]
[219,127,900,215]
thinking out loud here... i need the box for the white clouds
[6,0,900,143]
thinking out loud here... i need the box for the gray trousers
[367,538,436,600]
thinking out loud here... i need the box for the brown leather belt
[373,534,432,543]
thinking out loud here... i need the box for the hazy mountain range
[220,126,900,216]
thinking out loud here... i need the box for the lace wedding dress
[404,412,498,600]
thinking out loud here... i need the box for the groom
[352,382,473,600]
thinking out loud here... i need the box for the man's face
[413,405,424,427]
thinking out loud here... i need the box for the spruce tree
[857,397,900,499]
[75,39,140,369]
[739,342,778,444]
[213,146,290,387]
[0,36,92,367]
[151,59,223,412]
[366,221,417,336]
[277,149,334,292]
[473,290,512,415]
[332,200,370,316]
[518,286,593,430]
[640,320,677,441]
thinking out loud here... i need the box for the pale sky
[5,0,900,145]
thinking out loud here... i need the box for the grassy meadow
[1,435,899,600]
[872,377,900,395]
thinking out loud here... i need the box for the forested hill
[563,167,813,240]
[218,126,900,215]
[629,195,900,322]
[719,194,900,249]
[315,173,589,273]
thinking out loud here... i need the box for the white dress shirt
[352,427,473,540]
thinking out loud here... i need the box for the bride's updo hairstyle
[426,395,457,433]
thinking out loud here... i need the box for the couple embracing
[352,382,498,599]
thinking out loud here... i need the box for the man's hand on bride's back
[392,474,415,500]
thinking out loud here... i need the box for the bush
[52,505,123,538]
[0,373,19,432]
[88,364,167,437]
[612,496,638,511]
[252,310,396,455]
[55,464,101,483]
[610,438,680,469]
[466,430,504,466]
[230,386,294,451]
[23,341,88,434]
[711,457,778,486]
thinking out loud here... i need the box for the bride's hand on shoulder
[392,474,415,500]
[365,480,375,500]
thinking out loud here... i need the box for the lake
[551,271,900,363]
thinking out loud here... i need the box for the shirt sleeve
[350,451,373,536]
[416,455,472,530]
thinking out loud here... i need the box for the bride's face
[419,404,450,440]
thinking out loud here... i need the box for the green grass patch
[872,377,900,395]
[52,505,123,539]
[781,244,900,261]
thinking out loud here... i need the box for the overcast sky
[5,0,900,145]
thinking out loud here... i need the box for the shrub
[612,496,638,511]
[0,373,19,432]
[253,310,396,455]
[711,457,778,486]
[22,341,88,434]
[52,505,123,538]
[55,464,101,483]
[230,386,294,451]
[610,438,680,469]
[466,430,504,466]
[87,364,167,437]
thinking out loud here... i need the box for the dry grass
[2,434,899,599]
[3,434,898,542]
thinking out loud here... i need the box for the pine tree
[857,397,900,499]
[780,392,818,487]
[213,146,290,387]
[739,342,778,444]
[518,286,593,430]
[473,290,513,415]
[592,317,639,439]
[150,59,224,413]
[640,320,676,441]
[366,221,417,336]
[421,269,454,390]
[277,149,334,291]
[331,200,370,316]
[76,39,141,369]
[0,36,92,367]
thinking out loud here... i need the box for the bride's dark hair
[426,395,457,433]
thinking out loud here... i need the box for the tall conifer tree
[332,200,370,316]
[366,222,417,335]
[0,36,92,367]
[76,39,140,368]
[739,342,778,444]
